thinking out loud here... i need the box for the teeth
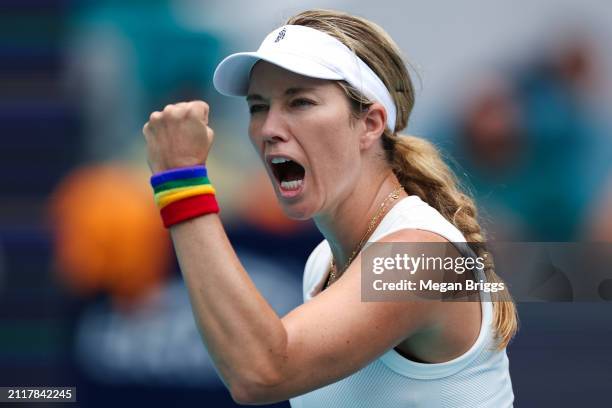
[271,157,291,164]
[280,179,303,190]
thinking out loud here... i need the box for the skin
[142,61,481,405]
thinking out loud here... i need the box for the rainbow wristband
[155,184,216,209]
[153,176,210,193]
[160,194,219,228]
[150,165,219,228]
[150,165,207,186]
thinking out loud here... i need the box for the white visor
[213,24,397,131]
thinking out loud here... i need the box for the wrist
[151,160,206,174]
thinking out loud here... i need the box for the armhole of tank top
[379,294,493,379]
[373,225,495,379]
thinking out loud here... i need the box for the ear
[359,102,387,150]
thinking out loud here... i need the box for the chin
[279,200,313,221]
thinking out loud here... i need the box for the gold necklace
[325,185,404,288]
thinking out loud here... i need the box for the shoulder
[371,196,466,244]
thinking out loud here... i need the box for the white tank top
[290,195,514,408]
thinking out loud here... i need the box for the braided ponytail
[384,134,518,349]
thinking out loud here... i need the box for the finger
[173,102,189,116]
[188,100,209,123]
[166,103,189,120]
[142,122,151,138]
[149,111,163,123]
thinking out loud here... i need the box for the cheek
[313,114,356,158]
[247,123,263,152]
[305,117,358,179]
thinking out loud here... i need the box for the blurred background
[1,0,611,406]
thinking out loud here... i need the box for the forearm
[170,213,288,393]
[143,101,291,402]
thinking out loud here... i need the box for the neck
[313,169,407,271]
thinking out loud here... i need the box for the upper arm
[261,229,448,402]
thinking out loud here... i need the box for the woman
[142,9,516,407]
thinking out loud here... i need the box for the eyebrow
[246,87,316,102]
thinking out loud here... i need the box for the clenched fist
[142,101,214,174]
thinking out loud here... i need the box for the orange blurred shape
[237,170,308,234]
[48,163,171,306]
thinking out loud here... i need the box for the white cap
[213,24,397,131]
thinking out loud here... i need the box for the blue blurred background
[1,0,611,406]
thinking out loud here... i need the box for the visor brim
[213,51,344,97]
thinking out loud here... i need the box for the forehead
[247,61,335,96]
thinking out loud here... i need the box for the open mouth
[269,157,306,196]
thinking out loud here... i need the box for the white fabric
[290,195,514,407]
[213,24,397,131]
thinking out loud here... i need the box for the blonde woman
[142,9,516,407]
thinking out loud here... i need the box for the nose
[259,105,290,145]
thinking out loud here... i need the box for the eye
[290,98,315,108]
[249,104,268,114]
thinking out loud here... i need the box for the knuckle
[149,111,162,122]
[197,100,209,110]
[188,100,208,113]
[168,107,185,120]
[174,103,188,114]
[186,106,200,119]
[162,103,191,120]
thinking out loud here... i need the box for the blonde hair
[286,9,518,349]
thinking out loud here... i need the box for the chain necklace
[325,185,404,289]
